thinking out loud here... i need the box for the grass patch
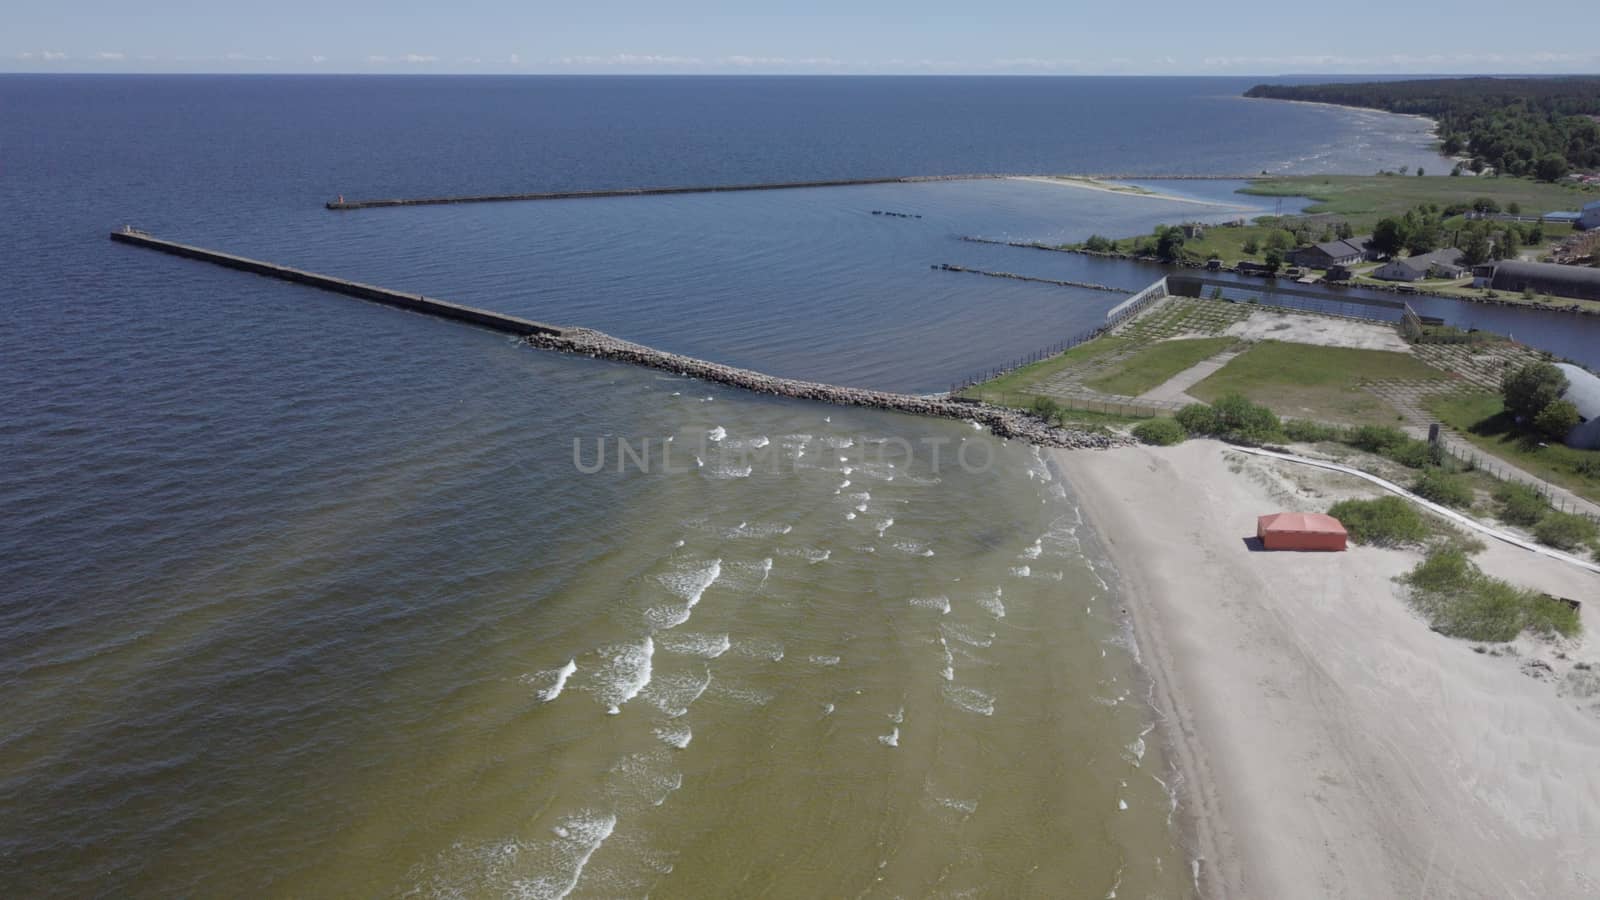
[1086,337,1236,396]
[1327,496,1429,546]
[1190,341,1447,426]
[1238,175,1593,226]
[1427,390,1600,503]
[1401,548,1581,641]
[960,334,1129,399]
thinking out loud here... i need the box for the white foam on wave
[878,727,900,747]
[943,684,995,716]
[1009,565,1031,578]
[941,621,994,649]
[707,425,726,442]
[892,539,934,557]
[822,435,854,449]
[660,559,722,610]
[758,557,773,584]
[1021,539,1043,560]
[513,810,618,900]
[533,659,578,703]
[875,517,894,537]
[938,635,954,681]
[653,722,692,749]
[729,637,785,662]
[644,666,711,717]
[656,632,730,659]
[979,586,1006,619]
[908,595,951,615]
[845,512,856,521]
[600,637,655,715]
[808,654,841,666]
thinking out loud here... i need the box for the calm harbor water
[0,74,1573,896]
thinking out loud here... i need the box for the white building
[1555,363,1600,450]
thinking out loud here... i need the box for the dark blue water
[0,74,1547,896]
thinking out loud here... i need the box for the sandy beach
[1061,440,1600,899]
[1007,175,1256,209]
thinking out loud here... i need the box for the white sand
[1060,441,1600,899]
[1007,175,1254,209]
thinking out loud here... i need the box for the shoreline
[1006,175,1256,209]
[1057,440,1600,898]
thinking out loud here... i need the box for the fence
[1433,442,1600,525]
[947,277,1169,394]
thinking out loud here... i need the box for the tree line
[1244,77,1600,179]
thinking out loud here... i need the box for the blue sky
[8,1,1599,75]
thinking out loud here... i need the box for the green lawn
[1190,341,1448,425]
[958,334,1130,399]
[1427,391,1600,503]
[1239,175,1595,224]
[1086,337,1236,396]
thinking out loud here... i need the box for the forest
[1244,77,1600,179]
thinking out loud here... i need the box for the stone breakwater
[530,328,1128,450]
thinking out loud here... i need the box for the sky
[7,1,1599,76]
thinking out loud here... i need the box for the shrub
[1175,403,1218,435]
[1402,549,1581,641]
[1412,467,1474,508]
[1282,419,1343,443]
[1384,438,1441,469]
[1533,399,1580,441]
[1492,482,1550,526]
[1210,393,1281,444]
[1030,395,1061,422]
[1327,496,1428,546]
[1532,512,1599,551]
[1349,425,1409,454]
[1132,418,1187,446]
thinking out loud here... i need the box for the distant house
[1373,249,1466,282]
[1289,237,1372,269]
[1488,260,1600,301]
[1543,210,1582,226]
[1581,200,1600,230]
[1554,363,1600,450]
[1326,263,1357,281]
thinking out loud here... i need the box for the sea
[0,74,1497,896]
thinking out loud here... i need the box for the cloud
[1200,51,1598,70]
[988,57,1084,71]
[722,55,845,68]
[403,54,438,64]
[365,55,388,63]
[509,52,521,65]
[310,55,327,63]
[458,56,482,64]
[96,51,126,60]
[556,53,704,67]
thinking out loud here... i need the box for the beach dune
[1061,441,1600,899]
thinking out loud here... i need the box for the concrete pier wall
[109,229,563,337]
[325,175,1006,210]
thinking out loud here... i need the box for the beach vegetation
[1493,482,1551,526]
[1532,512,1598,552]
[1282,419,1344,443]
[1401,548,1581,641]
[1411,467,1474,508]
[1131,418,1187,446]
[1326,496,1429,546]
